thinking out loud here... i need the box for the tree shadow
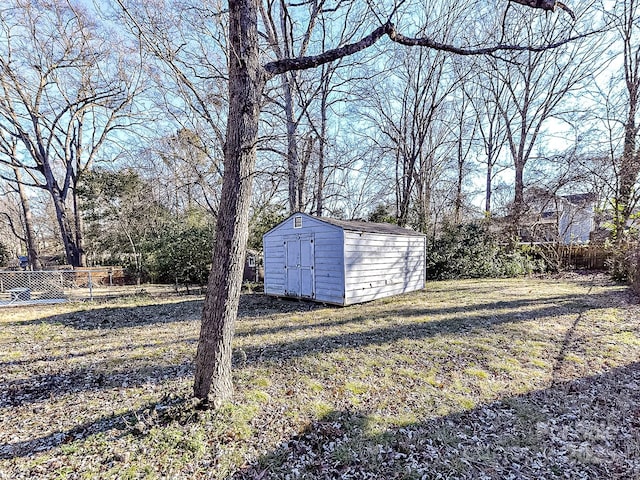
[0,395,189,460]
[236,290,625,366]
[1,281,636,470]
[1,361,194,408]
[234,292,600,339]
[2,288,625,408]
[235,362,640,479]
[5,294,325,330]
[0,338,198,369]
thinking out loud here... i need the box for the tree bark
[486,161,493,216]
[73,190,87,267]
[510,0,575,20]
[615,0,640,237]
[315,83,327,217]
[283,74,301,212]
[43,152,81,266]
[513,158,526,218]
[193,0,263,405]
[40,147,80,267]
[14,168,42,270]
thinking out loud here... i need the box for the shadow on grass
[4,294,325,330]
[0,338,198,368]
[234,292,596,339]
[1,288,626,408]
[0,395,189,460]
[0,361,194,408]
[235,362,640,479]
[1,282,636,469]
[237,290,624,364]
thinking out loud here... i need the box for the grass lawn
[1,275,640,479]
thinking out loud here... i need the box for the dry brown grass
[1,275,639,479]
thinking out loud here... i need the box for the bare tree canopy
[0,0,142,266]
[191,0,581,407]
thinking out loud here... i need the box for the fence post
[88,271,93,301]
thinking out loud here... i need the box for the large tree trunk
[617,77,639,236]
[193,0,263,406]
[40,155,82,266]
[315,84,327,217]
[50,186,81,267]
[485,160,493,216]
[73,190,87,267]
[513,157,526,222]
[283,74,301,213]
[14,169,42,270]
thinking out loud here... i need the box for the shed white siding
[343,232,425,305]
[263,213,425,306]
[263,215,345,304]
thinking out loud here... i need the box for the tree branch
[510,0,576,21]
[387,26,582,55]
[264,24,389,75]
[265,1,580,76]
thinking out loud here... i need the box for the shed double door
[284,235,315,298]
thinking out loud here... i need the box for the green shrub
[147,222,214,287]
[605,239,640,291]
[248,204,286,251]
[0,242,11,267]
[426,223,543,280]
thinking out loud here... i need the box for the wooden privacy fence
[557,245,609,270]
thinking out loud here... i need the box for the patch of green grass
[250,376,271,388]
[564,353,585,364]
[464,367,490,380]
[246,389,271,403]
[343,380,369,395]
[488,357,522,374]
[310,400,334,418]
[303,377,324,393]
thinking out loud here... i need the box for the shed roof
[315,216,425,236]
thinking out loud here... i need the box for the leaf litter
[0,275,639,478]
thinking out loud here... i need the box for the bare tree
[609,0,640,236]
[112,0,229,217]
[185,0,582,407]
[0,0,141,266]
[0,130,42,269]
[483,4,605,228]
[259,0,365,213]
[450,86,478,224]
[463,68,509,217]
[365,45,457,229]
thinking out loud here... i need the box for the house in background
[243,249,264,282]
[263,213,426,306]
[519,190,597,244]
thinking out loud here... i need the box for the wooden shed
[263,213,426,306]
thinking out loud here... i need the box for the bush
[147,223,215,288]
[0,243,11,267]
[426,223,543,280]
[248,204,286,251]
[606,239,640,292]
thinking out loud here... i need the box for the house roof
[562,193,597,205]
[315,216,425,236]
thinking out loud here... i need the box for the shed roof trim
[315,215,425,236]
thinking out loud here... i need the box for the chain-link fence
[0,268,127,306]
